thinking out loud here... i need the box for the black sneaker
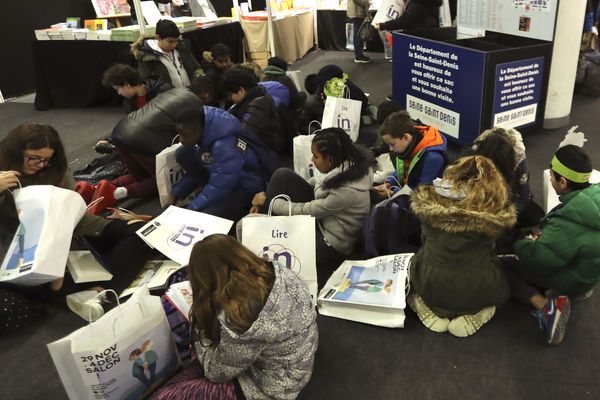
[354,55,371,64]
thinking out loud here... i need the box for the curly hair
[102,63,141,87]
[189,234,275,347]
[443,155,510,212]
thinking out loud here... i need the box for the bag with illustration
[48,288,180,400]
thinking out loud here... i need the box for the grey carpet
[1,49,600,400]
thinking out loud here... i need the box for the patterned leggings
[149,358,239,400]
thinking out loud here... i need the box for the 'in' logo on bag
[387,5,400,20]
[169,168,184,185]
[259,243,302,274]
[336,113,351,133]
[168,225,204,249]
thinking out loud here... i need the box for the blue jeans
[351,17,365,58]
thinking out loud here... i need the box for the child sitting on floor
[409,156,516,337]
[150,234,317,400]
[505,143,600,345]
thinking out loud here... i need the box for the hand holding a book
[0,170,20,192]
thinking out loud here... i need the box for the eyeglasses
[25,155,53,167]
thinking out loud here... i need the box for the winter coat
[195,262,318,400]
[122,76,173,114]
[271,147,375,254]
[111,88,203,156]
[347,0,370,18]
[263,65,303,109]
[410,185,516,317]
[131,36,203,87]
[514,184,600,296]
[379,0,442,31]
[228,86,284,153]
[386,125,447,189]
[171,106,267,211]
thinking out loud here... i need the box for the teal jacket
[514,184,600,296]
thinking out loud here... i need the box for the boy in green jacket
[506,145,600,345]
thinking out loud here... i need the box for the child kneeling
[409,156,516,337]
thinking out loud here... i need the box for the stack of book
[110,25,156,42]
[86,30,112,41]
[171,17,198,32]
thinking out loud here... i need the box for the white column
[543,0,586,129]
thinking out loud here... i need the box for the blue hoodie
[171,106,266,211]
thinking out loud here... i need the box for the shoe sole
[548,299,571,345]
[354,60,371,64]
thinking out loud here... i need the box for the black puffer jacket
[123,76,173,114]
[228,86,284,153]
[379,0,442,31]
[111,88,203,155]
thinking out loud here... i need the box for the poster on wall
[492,57,544,129]
[392,33,486,145]
[90,0,131,18]
[457,0,557,41]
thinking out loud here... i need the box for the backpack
[363,194,422,258]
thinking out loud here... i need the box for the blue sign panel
[392,33,486,145]
[492,57,544,129]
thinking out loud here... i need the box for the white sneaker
[66,290,105,322]
[448,306,496,337]
[407,294,450,333]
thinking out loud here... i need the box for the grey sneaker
[66,290,105,322]
[407,294,450,332]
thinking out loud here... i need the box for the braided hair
[312,127,362,170]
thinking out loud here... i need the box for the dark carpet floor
[1,49,600,400]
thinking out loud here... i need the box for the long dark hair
[189,234,275,347]
[312,127,362,170]
[0,123,67,187]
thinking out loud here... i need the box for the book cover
[66,17,81,28]
[120,260,183,298]
[67,250,113,283]
[320,254,411,309]
[84,19,108,31]
[165,281,193,321]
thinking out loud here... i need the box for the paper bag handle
[88,289,120,324]
[171,134,180,145]
[7,176,22,192]
[308,120,322,134]
[268,194,292,216]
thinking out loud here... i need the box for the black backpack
[363,194,422,257]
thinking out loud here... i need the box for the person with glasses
[0,123,154,324]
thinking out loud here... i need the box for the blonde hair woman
[408,156,517,337]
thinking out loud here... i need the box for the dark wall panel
[0,0,97,99]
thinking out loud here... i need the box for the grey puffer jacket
[195,263,318,400]
[271,146,375,254]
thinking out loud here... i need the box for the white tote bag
[136,205,233,266]
[293,134,316,182]
[317,253,411,328]
[372,0,406,25]
[48,288,180,400]
[156,139,184,208]
[0,185,86,286]
[240,195,318,302]
[321,95,362,142]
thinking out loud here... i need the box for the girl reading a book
[0,123,153,323]
[408,156,516,337]
[250,127,376,284]
[151,234,318,400]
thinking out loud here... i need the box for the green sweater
[514,184,600,296]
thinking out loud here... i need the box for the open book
[119,260,184,298]
[165,281,193,321]
[317,253,412,328]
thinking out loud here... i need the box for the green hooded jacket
[514,184,600,296]
[410,186,517,317]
